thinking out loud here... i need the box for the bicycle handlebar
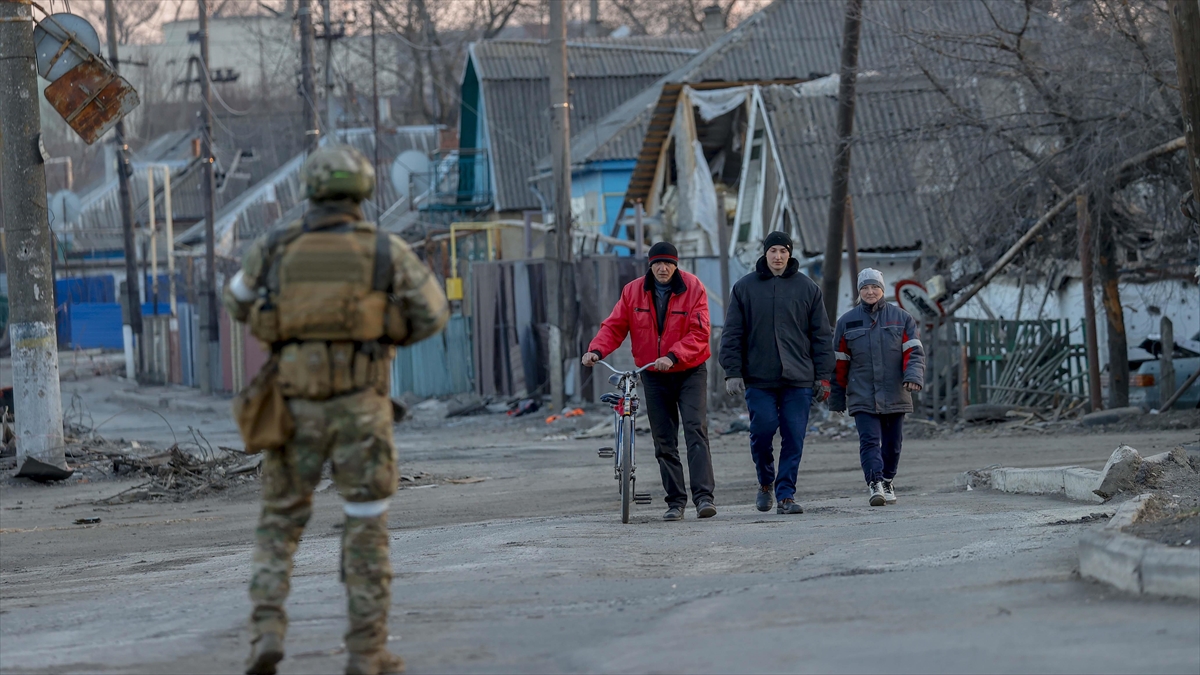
[596,359,655,376]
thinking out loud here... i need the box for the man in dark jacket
[719,232,834,514]
[583,242,717,522]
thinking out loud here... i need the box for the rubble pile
[11,441,264,503]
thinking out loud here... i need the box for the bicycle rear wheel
[620,416,633,524]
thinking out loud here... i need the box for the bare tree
[893,0,1191,406]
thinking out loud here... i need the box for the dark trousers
[854,412,904,483]
[745,386,812,501]
[641,364,715,508]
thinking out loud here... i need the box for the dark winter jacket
[829,301,926,415]
[718,256,834,389]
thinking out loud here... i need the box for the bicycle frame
[597,360,653,521]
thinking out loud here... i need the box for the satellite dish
[48,190,82,227]
[33,14,102,82]
[390,150,431,201]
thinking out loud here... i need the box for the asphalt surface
[1,381,1197,674]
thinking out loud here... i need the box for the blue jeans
[854,412,904,483]
[745,387,812,501]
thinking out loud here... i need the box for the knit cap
[858,267,885,291]
[762,231,792,254]
[647,241,679,266]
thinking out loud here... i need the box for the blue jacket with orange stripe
[829,301,925,415]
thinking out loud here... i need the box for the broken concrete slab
[1081,406,1144,426]
[975,465,1104,503]
[1094,445,1143,500]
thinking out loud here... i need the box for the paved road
[1,392,1197,674]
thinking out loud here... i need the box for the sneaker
[245,633,284,675]
[755,485,774,512]
[663,505,685,521]
[776,498,804,514]
[696,499,717,519]
[868,481,886,507]
[346,649,406,675]
[882,479,897,504]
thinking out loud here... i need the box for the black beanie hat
[648,241,679,265]
[763,231,793,254]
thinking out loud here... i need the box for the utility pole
[321,0,336,138]
[371,3,382,204]
[844,194,859,289]
[105,0,144,377]
[1098,210,1128,408]
[547,0,573,410]
[1077,195,1102,412]
[820,0,864,324]
[298,0,320,152]
[1169,0,1200,199]
[0,0,68,474]
[198,0,220,394]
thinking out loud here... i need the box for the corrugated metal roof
[178,126,440,257]
[764,81,1002,255]
[567,0,1005,170]
[471,35,714,211]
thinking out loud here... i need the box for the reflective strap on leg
[343,499,390,518]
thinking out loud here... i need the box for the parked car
[1129,356,1200,411]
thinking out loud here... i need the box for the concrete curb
[987,466,1105,503]
[1079,494,1200,600]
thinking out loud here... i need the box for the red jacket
[588,269,711,372]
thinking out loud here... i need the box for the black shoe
[755,485,773,512]
[663,506,684,521]
[777,498,804,515]
[696,499,717,518]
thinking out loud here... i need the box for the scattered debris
[15,457,75,482]
[1046,513,1111,526]
[507,399,541,417]
[73,517,102,525]
[1082,406,1144,427]
[446,477,489,484]
[66,444,259,504]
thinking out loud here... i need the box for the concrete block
[1079,530,1146,594]
[990,466,1068,495]
[1108,493,1153,529]
[1063,467,1104,503]
[1141,546,1200,600]
[1081,406,1144,427]
[1094,445,1142,500]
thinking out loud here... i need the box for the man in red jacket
[582,242,716,522]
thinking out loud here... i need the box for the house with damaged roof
[564,0,1197,410]
[443,34,717,238]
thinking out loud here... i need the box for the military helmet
[302,144,375,202]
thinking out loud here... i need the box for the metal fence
[921,318,1089,421]
[391,314,474,398]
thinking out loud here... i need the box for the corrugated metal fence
[390,315,474,398]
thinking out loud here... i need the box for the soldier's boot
[342,512,395,673]
[345,649,405,675]
[245,632,285,675]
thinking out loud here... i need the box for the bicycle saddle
[600,392,622,405]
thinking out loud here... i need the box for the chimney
[702,5,725,35]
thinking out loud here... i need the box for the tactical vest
[248,220,406,345]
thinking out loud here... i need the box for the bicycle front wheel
[620,416,633,524]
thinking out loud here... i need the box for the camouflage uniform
[224,145,449,675]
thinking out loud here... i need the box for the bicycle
[595,360,655,523]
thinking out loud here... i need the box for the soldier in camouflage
[223,144,449,675]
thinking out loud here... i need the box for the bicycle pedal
[597,447,614,458]
[633,494,653,504]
